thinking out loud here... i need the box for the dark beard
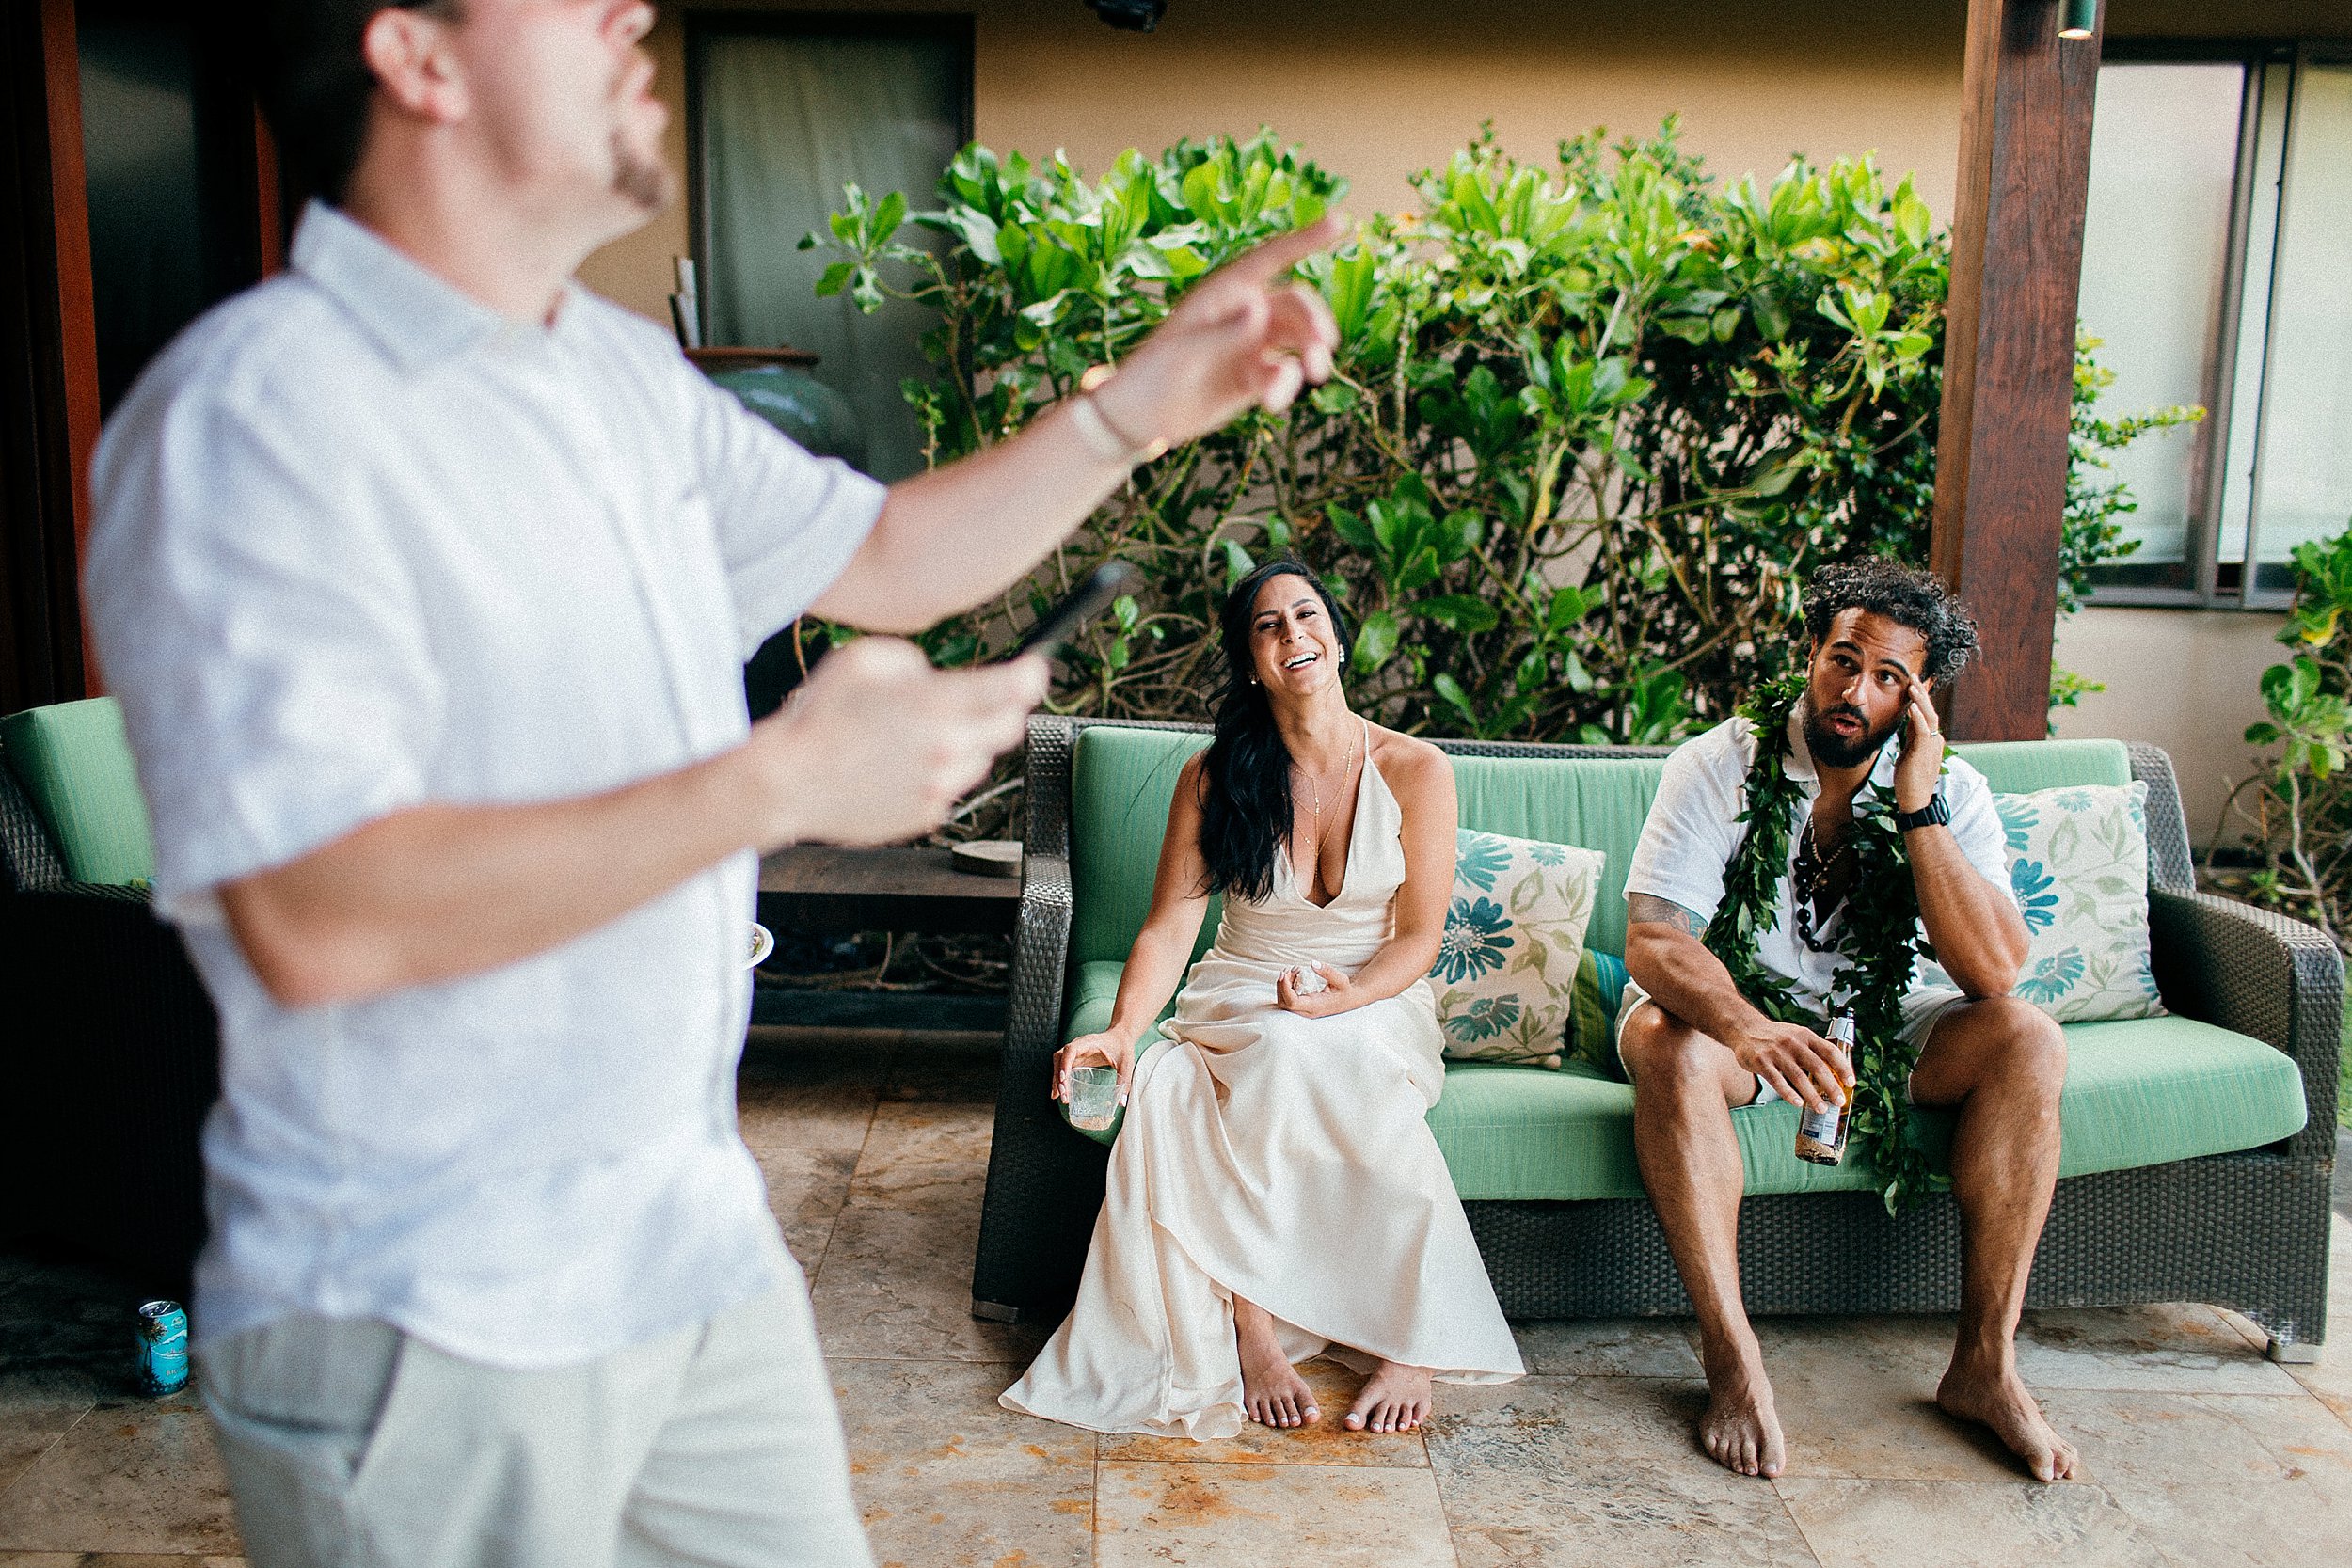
[611,128,674,214]
[1802,697,1897,769]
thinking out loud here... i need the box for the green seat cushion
[0,697,156,885]
[1432,1013,2307,1200]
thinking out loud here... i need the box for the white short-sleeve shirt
[83,204,886,1368]
[1623,708,2018,1016]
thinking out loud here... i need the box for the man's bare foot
[1937,1355,2077,1481]
[1239,1336,1319,1428]
[1698,1339,1786,1478]
[1343,1361,1433,1433]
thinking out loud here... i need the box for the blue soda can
[135,1300,189,1396]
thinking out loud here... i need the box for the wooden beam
[38,0,99,698]
[0,0,99,709]
[1930,0,2103,741]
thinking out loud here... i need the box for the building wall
[2054,606,2287,853]
[581,0,2351,847]
[582,0,1978,322]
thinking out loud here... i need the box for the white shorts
[1614,980,1972,1106]
[199,1273,872,1568]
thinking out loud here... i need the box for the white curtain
[696,30,962,482]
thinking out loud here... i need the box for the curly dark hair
[1800,559,1980,683]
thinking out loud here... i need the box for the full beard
[1801,695,1898,769]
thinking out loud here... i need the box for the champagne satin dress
[1002,733,1525,1440]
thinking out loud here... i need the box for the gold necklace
[1295,722,1360,829]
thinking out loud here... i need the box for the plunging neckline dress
[1001,731,1524,1439]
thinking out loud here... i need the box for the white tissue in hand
[1288,965,1329,995]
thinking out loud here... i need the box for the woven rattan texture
[2127,743,2196,895]
[0,757,68,891]
[972,721,2339,1351]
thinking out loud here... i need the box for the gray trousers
[199,1275,874,1568]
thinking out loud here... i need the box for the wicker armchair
[971,718,2340,1361]
[0,743,216,1292]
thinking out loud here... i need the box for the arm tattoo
[1628,893,1708,940]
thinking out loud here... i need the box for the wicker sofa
[970,716,2340,1360]
[0,698,217,1291]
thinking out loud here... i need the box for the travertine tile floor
[3,1032,2348,1567]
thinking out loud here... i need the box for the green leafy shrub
[806,122,2181,744]
[2215,522,2352,948]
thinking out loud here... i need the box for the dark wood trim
[1931,0,2103,740]
[254,104,286,277]
[0,0,97,709]
[39,0,99,698]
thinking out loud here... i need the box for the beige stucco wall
[2054,606,2288,850]
[579,0,2344,845]
[580,0,1979,320]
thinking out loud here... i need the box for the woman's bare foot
[1343,1361,1433,1433]
[1232,1299,1318,1428]
[1937,1354,2077,1481]
[1698,1338,1786,1478]
[1239,1337,1319,1428]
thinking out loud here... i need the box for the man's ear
[361,6,469,125]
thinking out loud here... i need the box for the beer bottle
[1794,1013,1856,1166]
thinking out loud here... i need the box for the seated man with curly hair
[1617,559,2074,1483]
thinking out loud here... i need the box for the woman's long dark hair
[1196,559,1351,901]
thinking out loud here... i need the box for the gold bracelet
[1069,365,1168,466]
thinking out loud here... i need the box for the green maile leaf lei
[1703,674,1951,1214]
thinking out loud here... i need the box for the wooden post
[0,0,102,708]
[1930,0,2103,741]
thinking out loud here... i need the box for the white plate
[746,923,775,970]
[950,840,1023,879]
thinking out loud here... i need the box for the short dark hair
[255,1,460,207]
[1801,558,1980,683]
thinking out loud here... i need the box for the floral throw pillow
[1431,828,1606,1068]
[1993,782,2164,1022]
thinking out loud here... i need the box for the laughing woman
[1000,559,1522,1441]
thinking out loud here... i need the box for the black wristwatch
[1894,787,1951,833]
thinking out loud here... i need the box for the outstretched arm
[815,217,1343,633]
[1276,740,1456,1018]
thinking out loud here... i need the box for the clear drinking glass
[1066,1066,1120,1132]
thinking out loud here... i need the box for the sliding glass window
[2080,46,2352,607]
[688,16,971,483]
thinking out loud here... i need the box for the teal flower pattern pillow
[1431,828,1605,1068]
[1993,782,2164,1022]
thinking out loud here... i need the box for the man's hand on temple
[1730,1018,1854,1116]
[739,637,1047,848]
[1894,674,1945,814]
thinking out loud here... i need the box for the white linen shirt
[1623,708,2018,1015]
[83,204,886,1369]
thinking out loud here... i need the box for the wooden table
[755,845,1022,936]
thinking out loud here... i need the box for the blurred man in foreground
[83,3,1337,1562]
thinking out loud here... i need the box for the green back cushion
[1069,725,2137,966]
[0,697,156,885]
